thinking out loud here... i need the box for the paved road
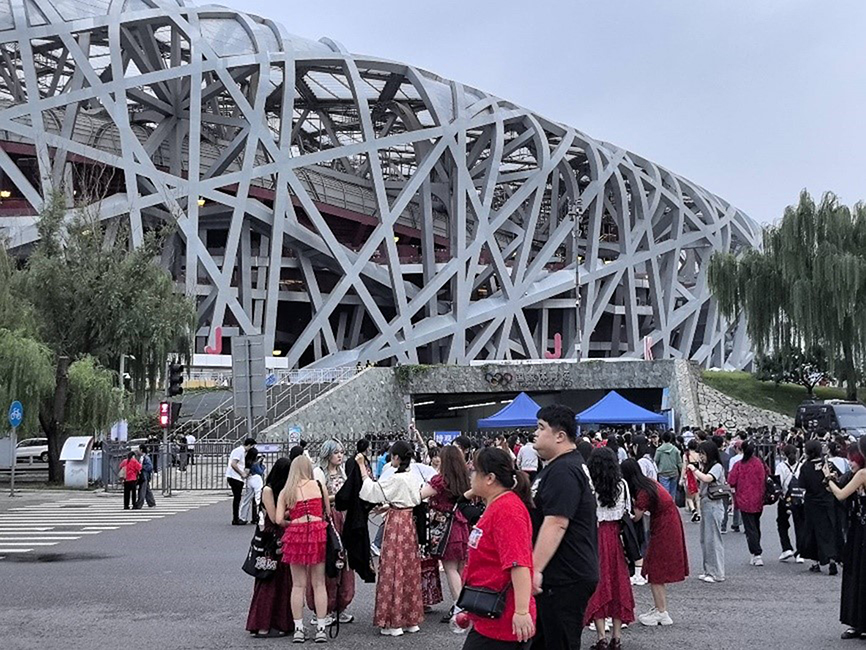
[0,493,854,650]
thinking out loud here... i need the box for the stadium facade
[0,0,761,370]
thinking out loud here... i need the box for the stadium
[0,0,761,370]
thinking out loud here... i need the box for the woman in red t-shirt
[119,451,142,510]
[460,447,536,649]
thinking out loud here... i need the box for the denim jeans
[659,475,678,504]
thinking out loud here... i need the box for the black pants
[777,501,794,552]
[123,480,137,510]
[741,511,762,556]
[533,580,597,650]
[463,630,530,650]
[228,477,244,522]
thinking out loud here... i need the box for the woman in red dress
[584,448,635,650]
[277,454,330,643]
[621,458,688,628]
[421,445,471,621]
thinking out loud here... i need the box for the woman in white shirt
[584,447,636,650]
[358,440,424,637]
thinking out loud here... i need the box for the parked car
[795,400,866,437]
[16,437,49,463]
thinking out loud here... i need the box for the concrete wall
[261,360,792,442]
[400,359,701,429]
[261,368,409,443]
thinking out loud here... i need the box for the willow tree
[1,190,196,481]
[709,190,866,400]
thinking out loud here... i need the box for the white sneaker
[380,628,403,637]
[779,550,795,562]
[753,556,764,567]
[697,573,707,581]
[701,575,716,583]
[795,555,805,564]
[630,574,648,586]
[310,616,333,627]
[293,629,306,643]
[639,609,673,626]
[338,613,354,624]
[405,626,420,633]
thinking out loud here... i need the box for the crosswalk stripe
[0,493,228,559]
[0,537,82,541]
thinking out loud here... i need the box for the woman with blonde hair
[277,454,331,643]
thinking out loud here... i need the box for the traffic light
[159,401,171,428]
[168,362,184,397]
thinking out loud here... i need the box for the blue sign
[8,401,23,428]
[434,431,460,445]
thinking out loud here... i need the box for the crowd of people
[231,414,866,647]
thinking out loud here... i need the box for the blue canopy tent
[477,392,541,428]
[575,391,668,426]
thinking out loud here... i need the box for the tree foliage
[66,356,124,435]
[0,328,54,435]
[0,189,196,480]
[709,190,866,399]
[755,345,830,397]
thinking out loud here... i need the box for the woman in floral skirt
[359,440,425,637]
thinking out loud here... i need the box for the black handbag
[318,482,345,579]
[456,584,509,619]
[619,484,641,569]
[707,479,732,501]
[428,504,456,557]
[242,523,279,580]
[456,497,485,526]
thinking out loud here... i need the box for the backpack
[785,460,806,506]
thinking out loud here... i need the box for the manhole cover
[3,552,111,563]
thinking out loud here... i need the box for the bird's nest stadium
[0,0,760,370]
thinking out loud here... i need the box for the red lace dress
[281,497,327,565]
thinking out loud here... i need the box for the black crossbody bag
[456,584,510,619]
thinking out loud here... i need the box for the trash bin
[60,436,94,488]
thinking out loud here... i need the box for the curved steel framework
[0,0,760,369]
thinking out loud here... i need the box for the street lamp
[568,197,584,360]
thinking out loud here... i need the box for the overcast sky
[221,0,866,224]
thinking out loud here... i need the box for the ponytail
[475,447,534,511]
[390,440,412,473]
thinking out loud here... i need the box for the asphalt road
[0,492,854,650]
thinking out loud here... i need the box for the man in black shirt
[531,404,598,650]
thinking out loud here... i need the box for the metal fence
[102,441,298,494]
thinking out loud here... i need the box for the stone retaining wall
[697,381,793,430]
[261,368,409,442]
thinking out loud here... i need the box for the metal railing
[102,440,311,493]
[172,367,357,443]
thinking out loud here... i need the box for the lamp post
[569,197,584,360]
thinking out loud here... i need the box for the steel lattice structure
[0,0,761,369]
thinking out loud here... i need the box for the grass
[700,370,862,417]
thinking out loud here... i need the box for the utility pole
[569,197,584,360]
